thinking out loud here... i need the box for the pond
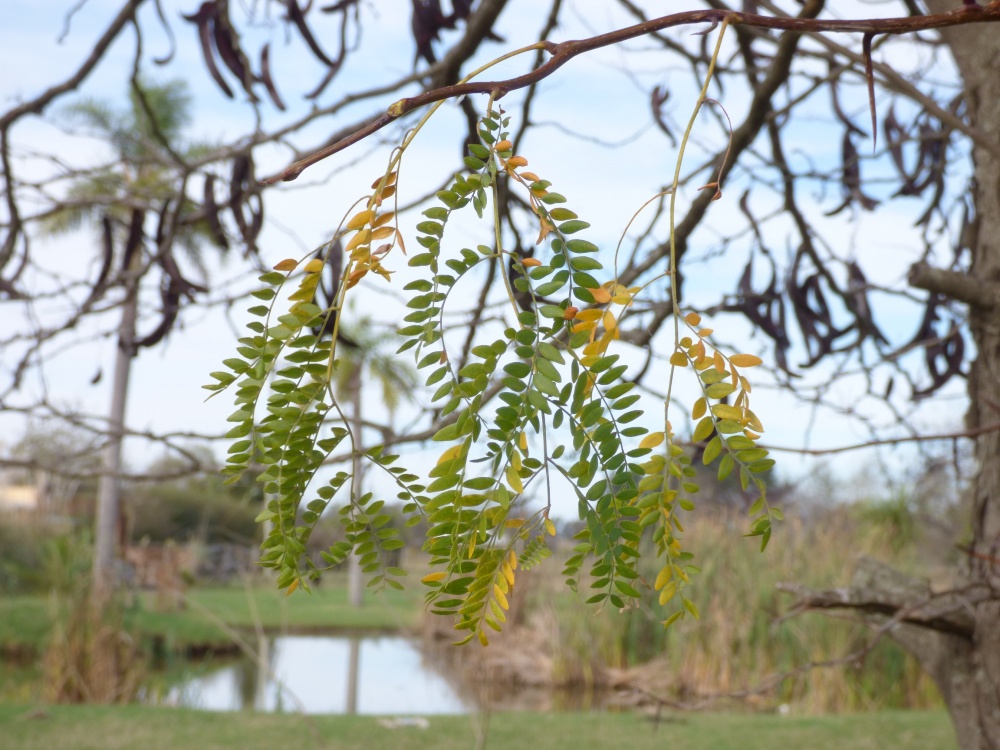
[154,635,469,715]
[149,633,620,715]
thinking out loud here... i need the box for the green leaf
[569,256,602,272]
[559,220,590,234]
[692,416,714,443]
[702,436,722,465]
[718,453,734,481]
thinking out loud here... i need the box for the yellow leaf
[502,561,515,586]
[640,432,665,450]
[684,312,702,326]
[303,259,325,274]
[669,352,688,368]
[575,309,604,322]
[370,226,395,240]
[544,518,556,536]
[730,354,763,367]
[273,258,298,271]
[521,257,542,267]
[511,450,522,472]
[347,268,368,289]
[372,211,395,228]
[421,571,446,583]
[477,630,489,647]
[535,217,554,245]
[494,584,509,610]
[370,171,397,190]
[505,518,526,528]
[683,598,701,619]
[603,310,617,332]
[495,140,513,152]
[520,172,539,182]
[378,184,396,200]
[519,432,528,451]
[508,549,518,570]
[697,328,714,337]
[713,350,726,372]
[589,286,613,304]
[437,444,463,466]
[346,209,373,231]
[654,565,672,591]
[345,228,371,254]
[285,578,300,596]
[505,465,523,494]
[712,404,743,421]
[662,610,683,627]
[658,581,677,605]
[692,416,714,442]
[507,155,528,168]
[691,397,707,420]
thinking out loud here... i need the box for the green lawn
[0,705,958,750]
[0,577,422,654]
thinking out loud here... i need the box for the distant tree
[42,79,223,593]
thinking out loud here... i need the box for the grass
[0,705,958,750]
[0,576,422,654]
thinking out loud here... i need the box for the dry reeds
[42,589,144,704]
[426,502,946,714]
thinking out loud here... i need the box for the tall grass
[36,535,145,704]
[523,503,943,713]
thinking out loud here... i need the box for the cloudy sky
[0,0,968,517]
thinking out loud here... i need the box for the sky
[0,0,971,518]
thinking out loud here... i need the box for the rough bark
[927,7,1000,747]
[789,9,1000,747]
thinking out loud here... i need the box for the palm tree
[332,312,416,607]
[46,79,219,595]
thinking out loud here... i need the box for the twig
[262,3,1000,184]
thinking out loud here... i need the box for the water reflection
[165,635,468,715]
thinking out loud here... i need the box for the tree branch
[909,261,1000,309]
[777,556,991,639]
[0,0,145,129]
[262,2,1000,184]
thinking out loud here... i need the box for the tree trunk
[809,10,1000,748]
[919,11,1000,748]
[347,362,364,608]
[91,256,139,596]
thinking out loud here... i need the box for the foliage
[209,37,782,646]
[126,465,260,545]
